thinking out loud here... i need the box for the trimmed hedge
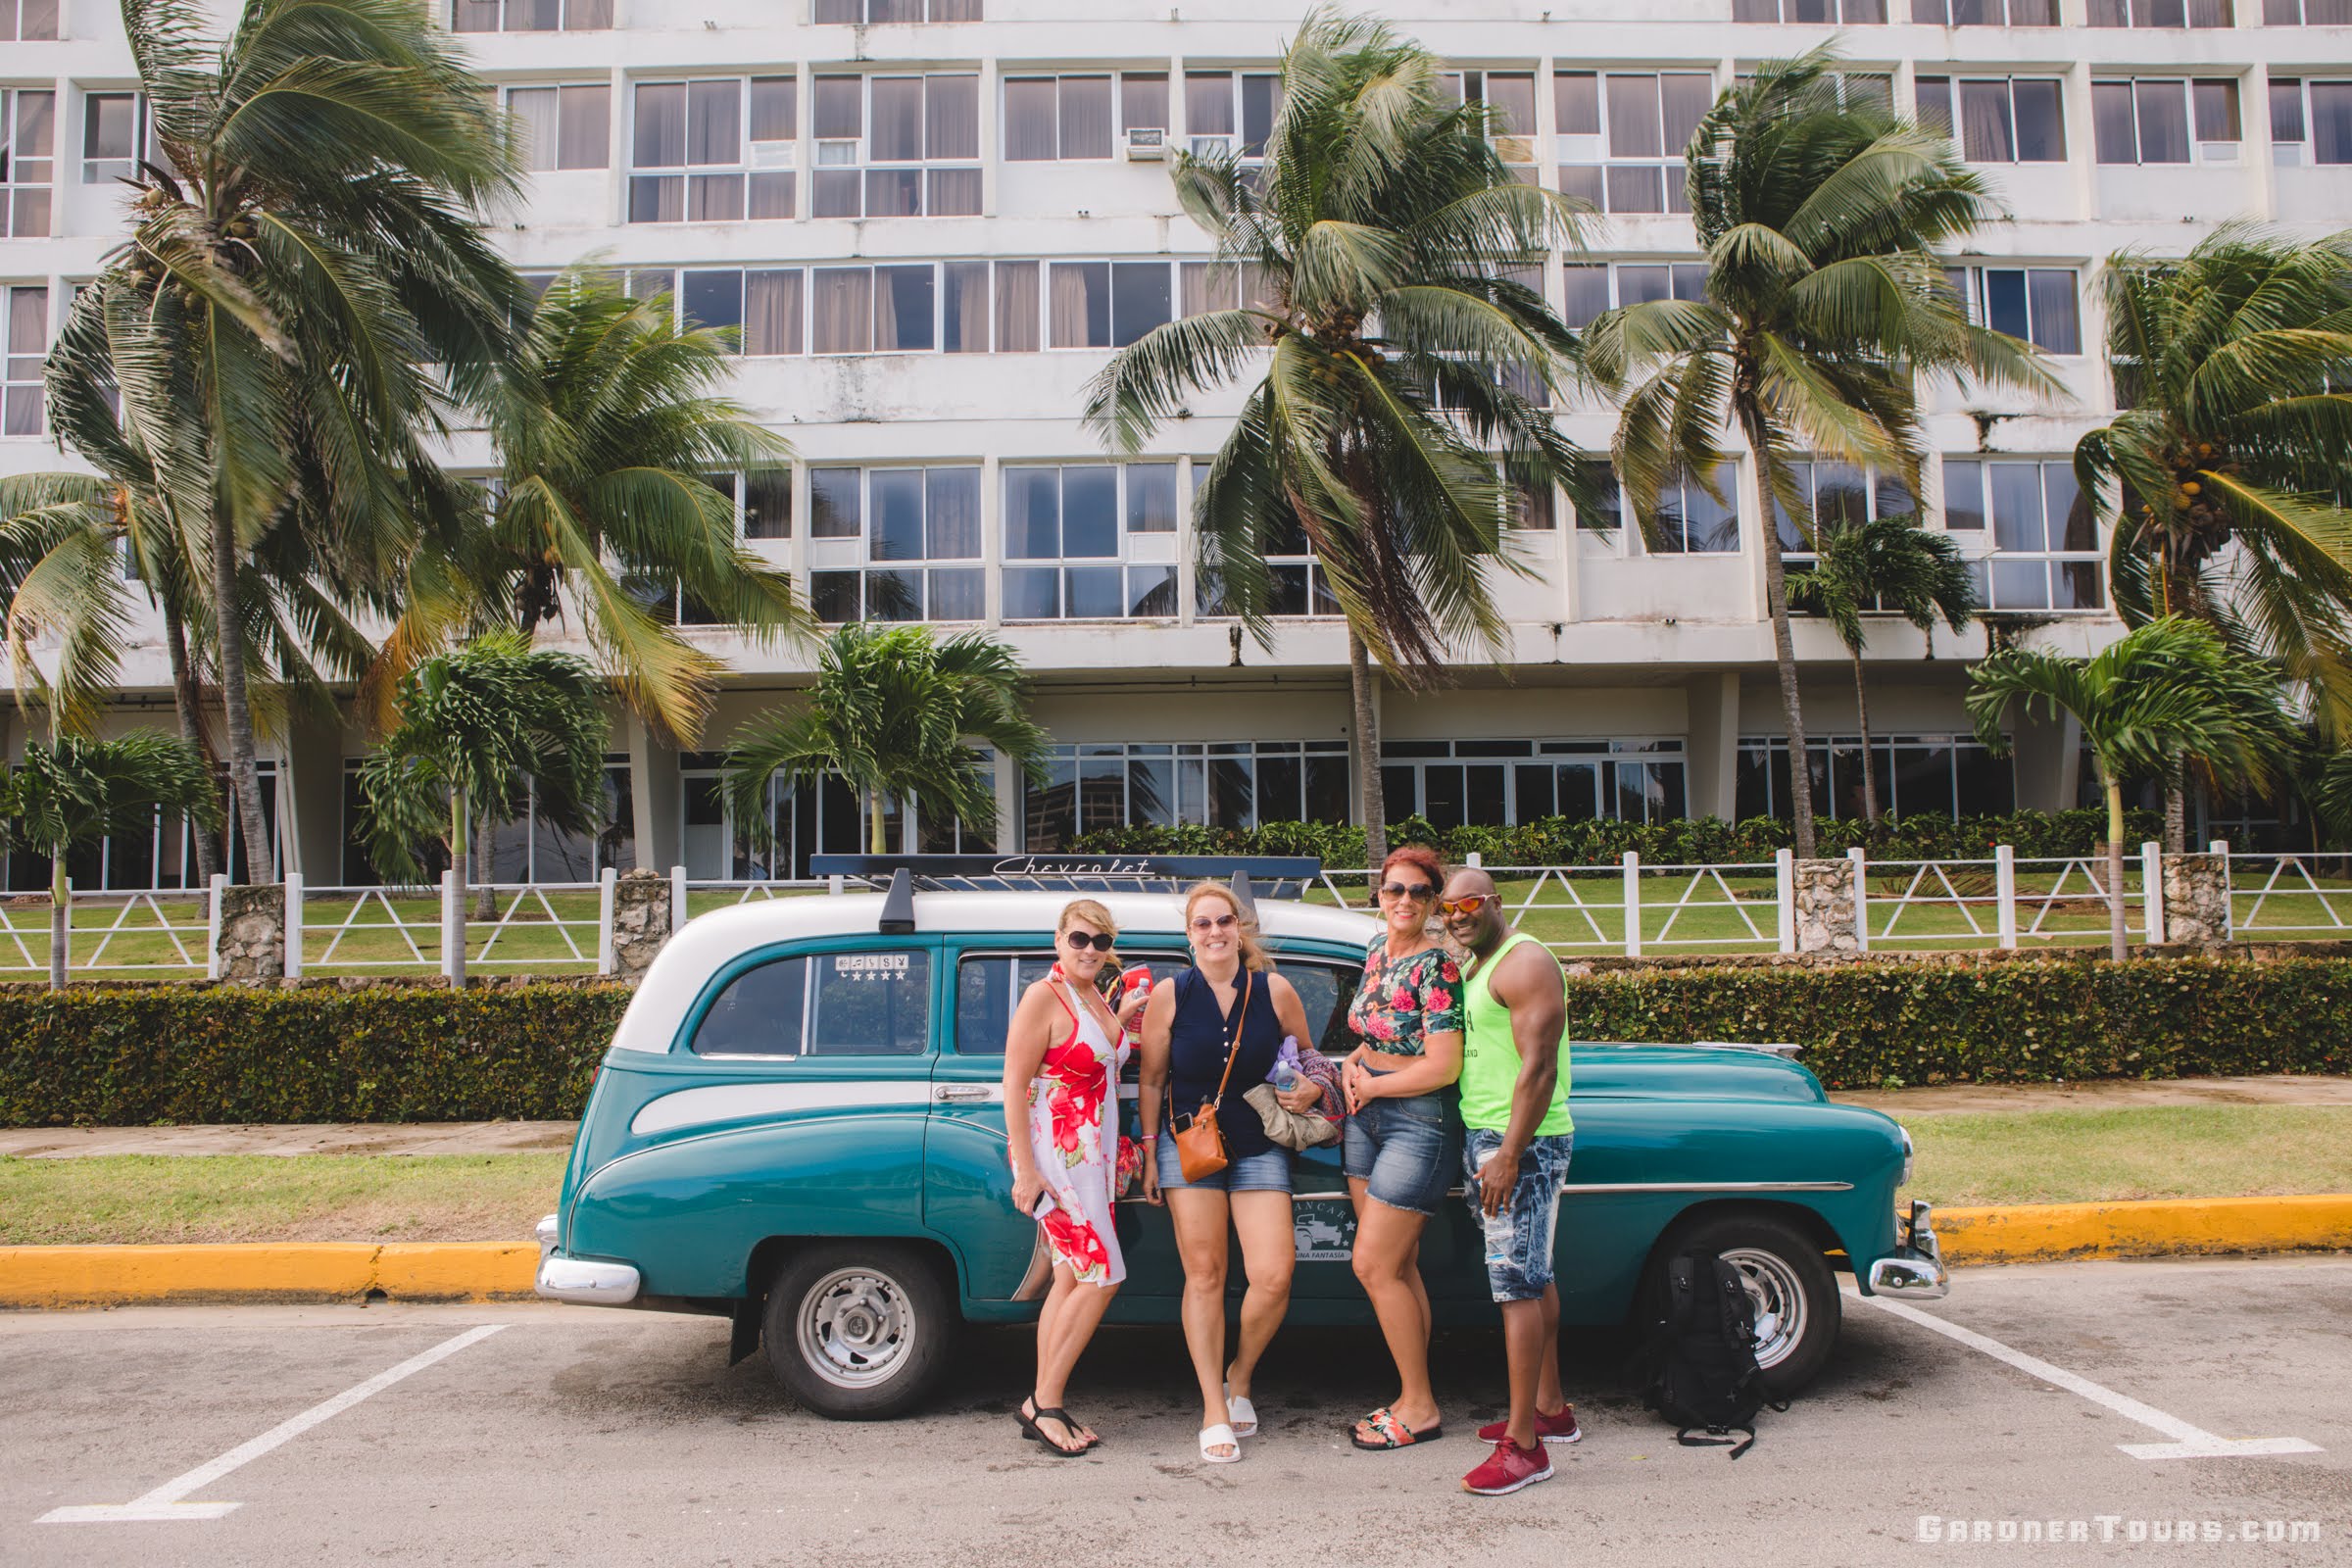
[1563,956,2352,1090]
[1071,808,2165,868]
[1,956,2346,1124]
[0,983,627,1128]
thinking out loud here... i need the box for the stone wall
[1791,858,1860,956]
[2163,854,2230,946]
[214,884,285,984]
[609,868,673,983]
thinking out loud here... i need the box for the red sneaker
[1477,1405,1581,1446]
[1461,1438,1554,1496]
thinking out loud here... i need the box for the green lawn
[1905,1105,2352,1206]
[4,1104,2348,1244]
[0,1152,567,1245]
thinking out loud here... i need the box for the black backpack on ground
[1638,1251,1788,1459]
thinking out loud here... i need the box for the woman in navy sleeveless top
[1139,881,1319,1466]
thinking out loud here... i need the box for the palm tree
[1083,10,1599,869]
[45,0,524,878]
[401,269,810,746]
[2074,225,2352,850]
[1785,515,1975,822]
[1586,45,2056,859]
[0,731,220,987]
[722,625,1048,858]
[1966,617,2298,960]
[354,632,609,985]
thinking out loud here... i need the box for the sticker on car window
[833,953,910,982]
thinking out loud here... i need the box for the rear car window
[954,950,1186,1054]
[691,949,931,1057]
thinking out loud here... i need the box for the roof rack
[807,854,1325,909]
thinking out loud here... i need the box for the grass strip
[1905,1105,2352,1207]
[0,1153,565,1246]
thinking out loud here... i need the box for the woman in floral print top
[1336,845,1467,1452]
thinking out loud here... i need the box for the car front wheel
[763,1242,955,1419]
[1651,1210,1840,1397]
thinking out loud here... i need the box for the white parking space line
[1856,1292,2321,1461]
[36,1324,508,1524]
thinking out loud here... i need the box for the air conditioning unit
[2197,140,2240,166]
[752,140,797,169]
[2275,142,2307,167]
[1188,132,1234,159]
[1124,126,1166,160]
[815,139,859,167]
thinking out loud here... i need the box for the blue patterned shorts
[1462,1129,1574,1302]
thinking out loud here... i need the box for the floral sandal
[1350,1405,1443,1450]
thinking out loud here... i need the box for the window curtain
[875,265,934,352]
[870,78,924,161]
[994,261,1040,350]
[927,468,981,560]
[633,82,685,167]
[686,79,738,166]
[745,269,803,356]
[1181,261,1237,317]
[1959,80,2015,162]
[1605,75,1663,157]
[509,88,560,172]
[811,268,873,355]
[1049,263,1104,348]
[943,262,990,352]
[1185,73,1235,135]
[2027,270,2080,353]
[1058,76,1112,158]
[1120,74,1168,132]
[926,75,979,159]
[1004,77,1058,160]
[2091,81,2136,162]
[557,86,610,169]
[2132,81,2189,163]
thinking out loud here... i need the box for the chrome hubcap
[797,1268,913,1390]
[1721,1247,1807,1371]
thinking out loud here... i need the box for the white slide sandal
[1199,1423,1242,1463]
[1223,1382,1258,1439]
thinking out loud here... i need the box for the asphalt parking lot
[1,1256,2346,1567]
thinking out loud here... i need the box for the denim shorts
[1462,1129,1574,1302]
[1342,1089,1456,1216]
[1153,1132,1293,1195]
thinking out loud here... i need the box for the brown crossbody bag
[1170,970,1250,1183]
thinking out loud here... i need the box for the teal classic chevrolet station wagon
[536,865,1947,1418]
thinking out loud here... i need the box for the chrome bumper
[532,1211,643,1305]
[1868,1200,1950,1300]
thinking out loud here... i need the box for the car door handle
[934,1084,997,1102]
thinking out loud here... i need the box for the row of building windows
[11,67,2352,244]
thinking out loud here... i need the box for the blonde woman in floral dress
[1004,899,1149,1456]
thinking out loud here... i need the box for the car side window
[954,950,1189,1055]
[1278,956,1363,1058]
[808,949,932,1055]
[690,956,808,1057]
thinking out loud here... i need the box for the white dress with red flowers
[1024,980,1128,1288]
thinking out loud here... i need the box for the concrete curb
[2,1198,2348,1308]
[1934,1194,2352,1265]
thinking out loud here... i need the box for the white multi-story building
[5,0,2345,888]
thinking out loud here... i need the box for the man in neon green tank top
[1442,867,1578,1497]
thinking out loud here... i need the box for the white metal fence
[5,844,2345,981]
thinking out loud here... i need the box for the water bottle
[1274,1060,1299,1093]
[1482,1206,1515,1269]
[1478,1157,1514,1268]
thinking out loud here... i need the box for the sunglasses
[1437,894,1495,917]
[1063,930,1115,951]
[1379,881,1438,901]
[1189,913,1238,933]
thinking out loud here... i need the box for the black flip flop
[1030,1405,1095,1456]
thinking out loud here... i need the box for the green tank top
[1458,930,1574,1136]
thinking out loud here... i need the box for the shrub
[0,956,2343,1123]
[1070,808,2161,867]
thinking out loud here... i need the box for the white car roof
[610,889,1380,1055]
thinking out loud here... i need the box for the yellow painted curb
[1936,1194,2352,1264]
[5,1198,2350,1307]
[0,1242,535,1309]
